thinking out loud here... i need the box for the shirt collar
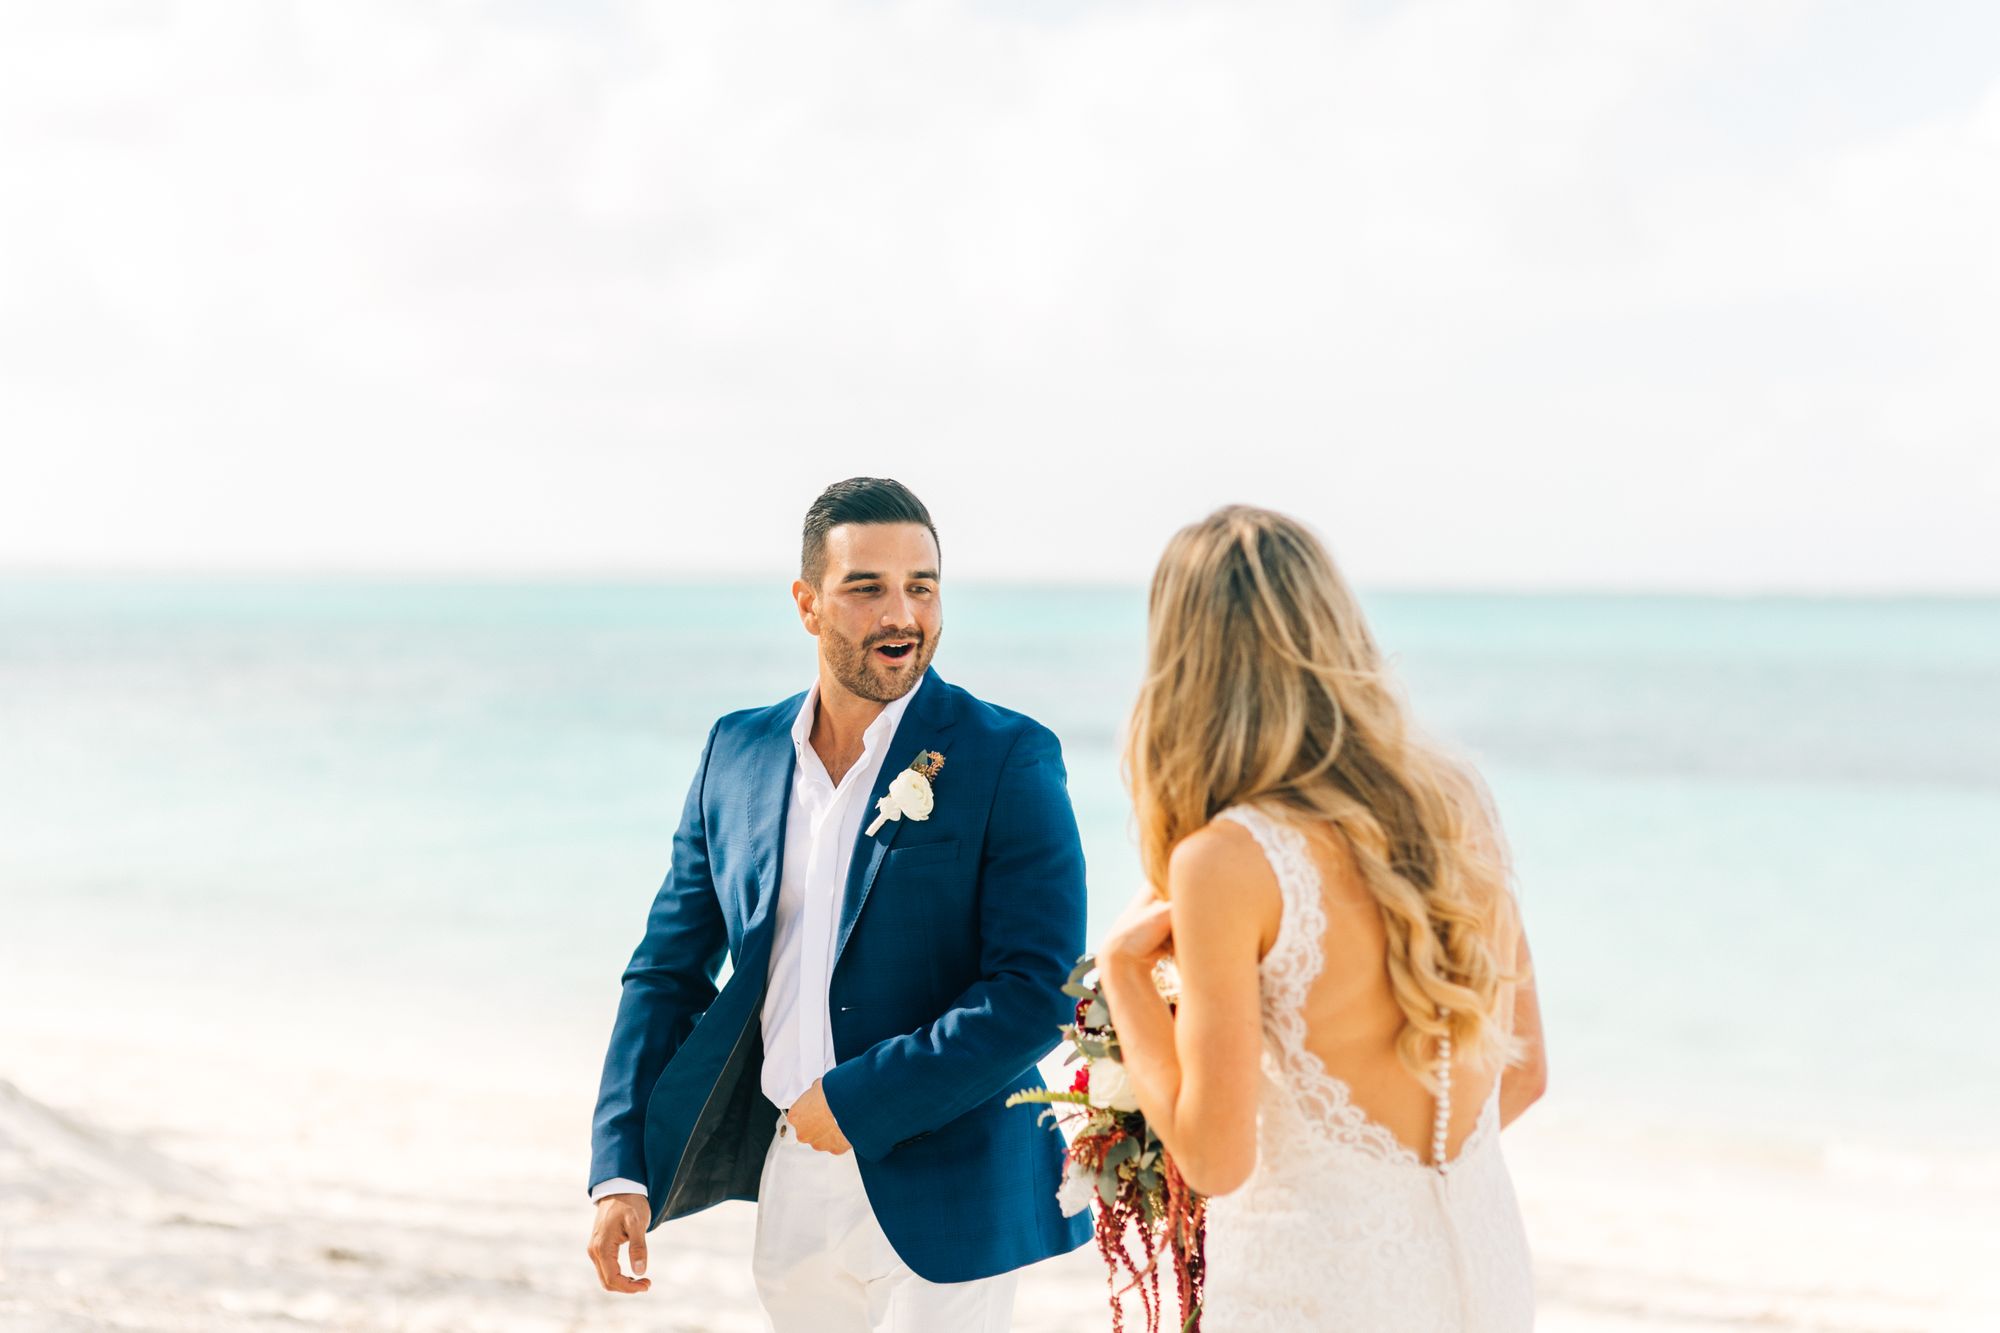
[790,677,919,759]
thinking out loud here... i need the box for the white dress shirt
[592,681,915,1203]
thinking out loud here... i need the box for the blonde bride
[1099,505,1545,1331]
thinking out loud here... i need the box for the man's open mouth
[873,639,917,662]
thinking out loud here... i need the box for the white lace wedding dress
[1201,805,1535,1332]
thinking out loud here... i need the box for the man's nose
[880,592,920,630]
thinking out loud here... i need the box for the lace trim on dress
[1215,803,1492,1171]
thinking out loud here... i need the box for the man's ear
[791,579,820,634]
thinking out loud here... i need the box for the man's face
[796,522,943,704]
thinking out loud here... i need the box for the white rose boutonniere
[865,749,946,837]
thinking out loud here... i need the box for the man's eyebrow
[838,569,940,584]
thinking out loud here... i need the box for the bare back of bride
[1099,506,1544,1332]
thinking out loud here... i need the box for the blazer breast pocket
[886,838,959,871]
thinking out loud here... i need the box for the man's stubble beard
[825,624,942,704]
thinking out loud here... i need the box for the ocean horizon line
[2,567,1996,603]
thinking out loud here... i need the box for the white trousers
[751,1120,1019,1333]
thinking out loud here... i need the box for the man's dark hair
[800,477,940,589]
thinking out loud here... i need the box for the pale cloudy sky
[1,1,1995,591]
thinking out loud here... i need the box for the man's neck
[809,668,887,786]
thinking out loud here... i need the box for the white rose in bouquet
[1057,1166,1098,1217]
[1085,1057,1141,1113]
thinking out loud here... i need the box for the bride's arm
[1497,930,1548,1128]
[1099,825,1276,1198]
[1463,780,1546,1129]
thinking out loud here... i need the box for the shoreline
[3,992,1994,1332]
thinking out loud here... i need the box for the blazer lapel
[742,699,801,940]
[832,667,958,970]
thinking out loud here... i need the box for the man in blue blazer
[586,477,1091,1329]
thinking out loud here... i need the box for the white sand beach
[3,966,1995,1333]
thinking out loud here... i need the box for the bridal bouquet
[1008,955,1205,1333]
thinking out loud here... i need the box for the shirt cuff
[590,1177,649,1202]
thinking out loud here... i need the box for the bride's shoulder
[1170,810,1281,901]
[1193,801,1292,863]
[1185,802,1269,853]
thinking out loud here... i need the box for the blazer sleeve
[587,720,730,1191]
[820,722,1087,1161]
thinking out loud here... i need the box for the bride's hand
[1100,889,1174,971]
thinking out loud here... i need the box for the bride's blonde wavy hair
[1125,505,1526,1082]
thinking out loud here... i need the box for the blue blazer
[588,667,1093,1283]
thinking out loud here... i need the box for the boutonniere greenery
[865,749,946,837]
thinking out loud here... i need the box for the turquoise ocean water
[2,579,1996,1153]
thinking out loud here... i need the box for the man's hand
[786,1078,852,1154]
[587,1193,652,1294]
